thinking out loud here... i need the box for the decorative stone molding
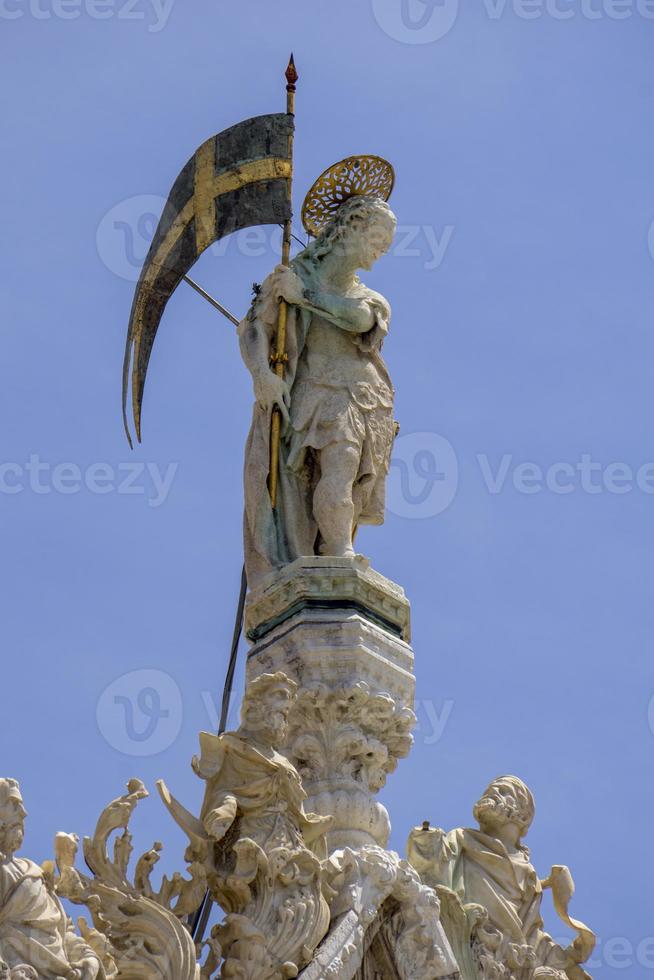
[288,680,415,850]
[160,672,333,980]
[299,846,459,980]
[246,561,416,852]
[245,556,412,643]
[54,779,203,980]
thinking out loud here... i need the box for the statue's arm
[260,266,390,334]
[64,924,104,980]
[238,310,273,383]
[203,793,238,843]
[238,282,290,423]
[407,824,458,888]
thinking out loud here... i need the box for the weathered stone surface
[239,196,398,585]
[160,672,333,980]
[299,846,459,980]
[54,779,203,980]
[407,776,595,980]
[0,779,106,980]
[245,555,411,643]
[246,557,415,852]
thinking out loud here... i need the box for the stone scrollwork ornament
[303,845,460,980]
[51,778,205,980]
[407,776,596,980]
[159,672,334,980]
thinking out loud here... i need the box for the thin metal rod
[219,564,248,732]
[279,223,307,250]
[183,275,240,326]
[190,564,248,944]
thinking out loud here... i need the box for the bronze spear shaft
[268,54,298,508]
[190,56,298,949]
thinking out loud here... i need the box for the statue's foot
[319,543,356,558]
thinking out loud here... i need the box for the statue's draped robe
[239,257,395,584]
[440,829,570,971]
[195,731,326,850]
[0,857,100,977]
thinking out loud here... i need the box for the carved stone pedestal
[245,555,416,852]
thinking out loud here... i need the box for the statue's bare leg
[313,442,360,557]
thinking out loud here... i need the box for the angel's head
[303,195,396,274]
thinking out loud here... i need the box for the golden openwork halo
[301,155,395,237]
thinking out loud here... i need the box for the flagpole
[268,54,298,508]
[189,57,298,949]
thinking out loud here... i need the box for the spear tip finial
[286,53,298,88]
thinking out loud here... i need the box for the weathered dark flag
[122,112,294,445]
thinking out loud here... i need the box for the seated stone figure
[0,779,103,980]
[407,775,595,980]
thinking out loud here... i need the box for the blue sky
[2,0,654,973]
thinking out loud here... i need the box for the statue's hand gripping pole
[268,55,298,509]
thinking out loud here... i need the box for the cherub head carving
[0,779,27,860]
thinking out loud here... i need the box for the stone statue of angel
[239,159,398,584]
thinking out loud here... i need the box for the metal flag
[122,111,294,446]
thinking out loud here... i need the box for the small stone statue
[0,779,104,980]
[407,775,596,980]
[239,194,398,584]
[160,671,333,980]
